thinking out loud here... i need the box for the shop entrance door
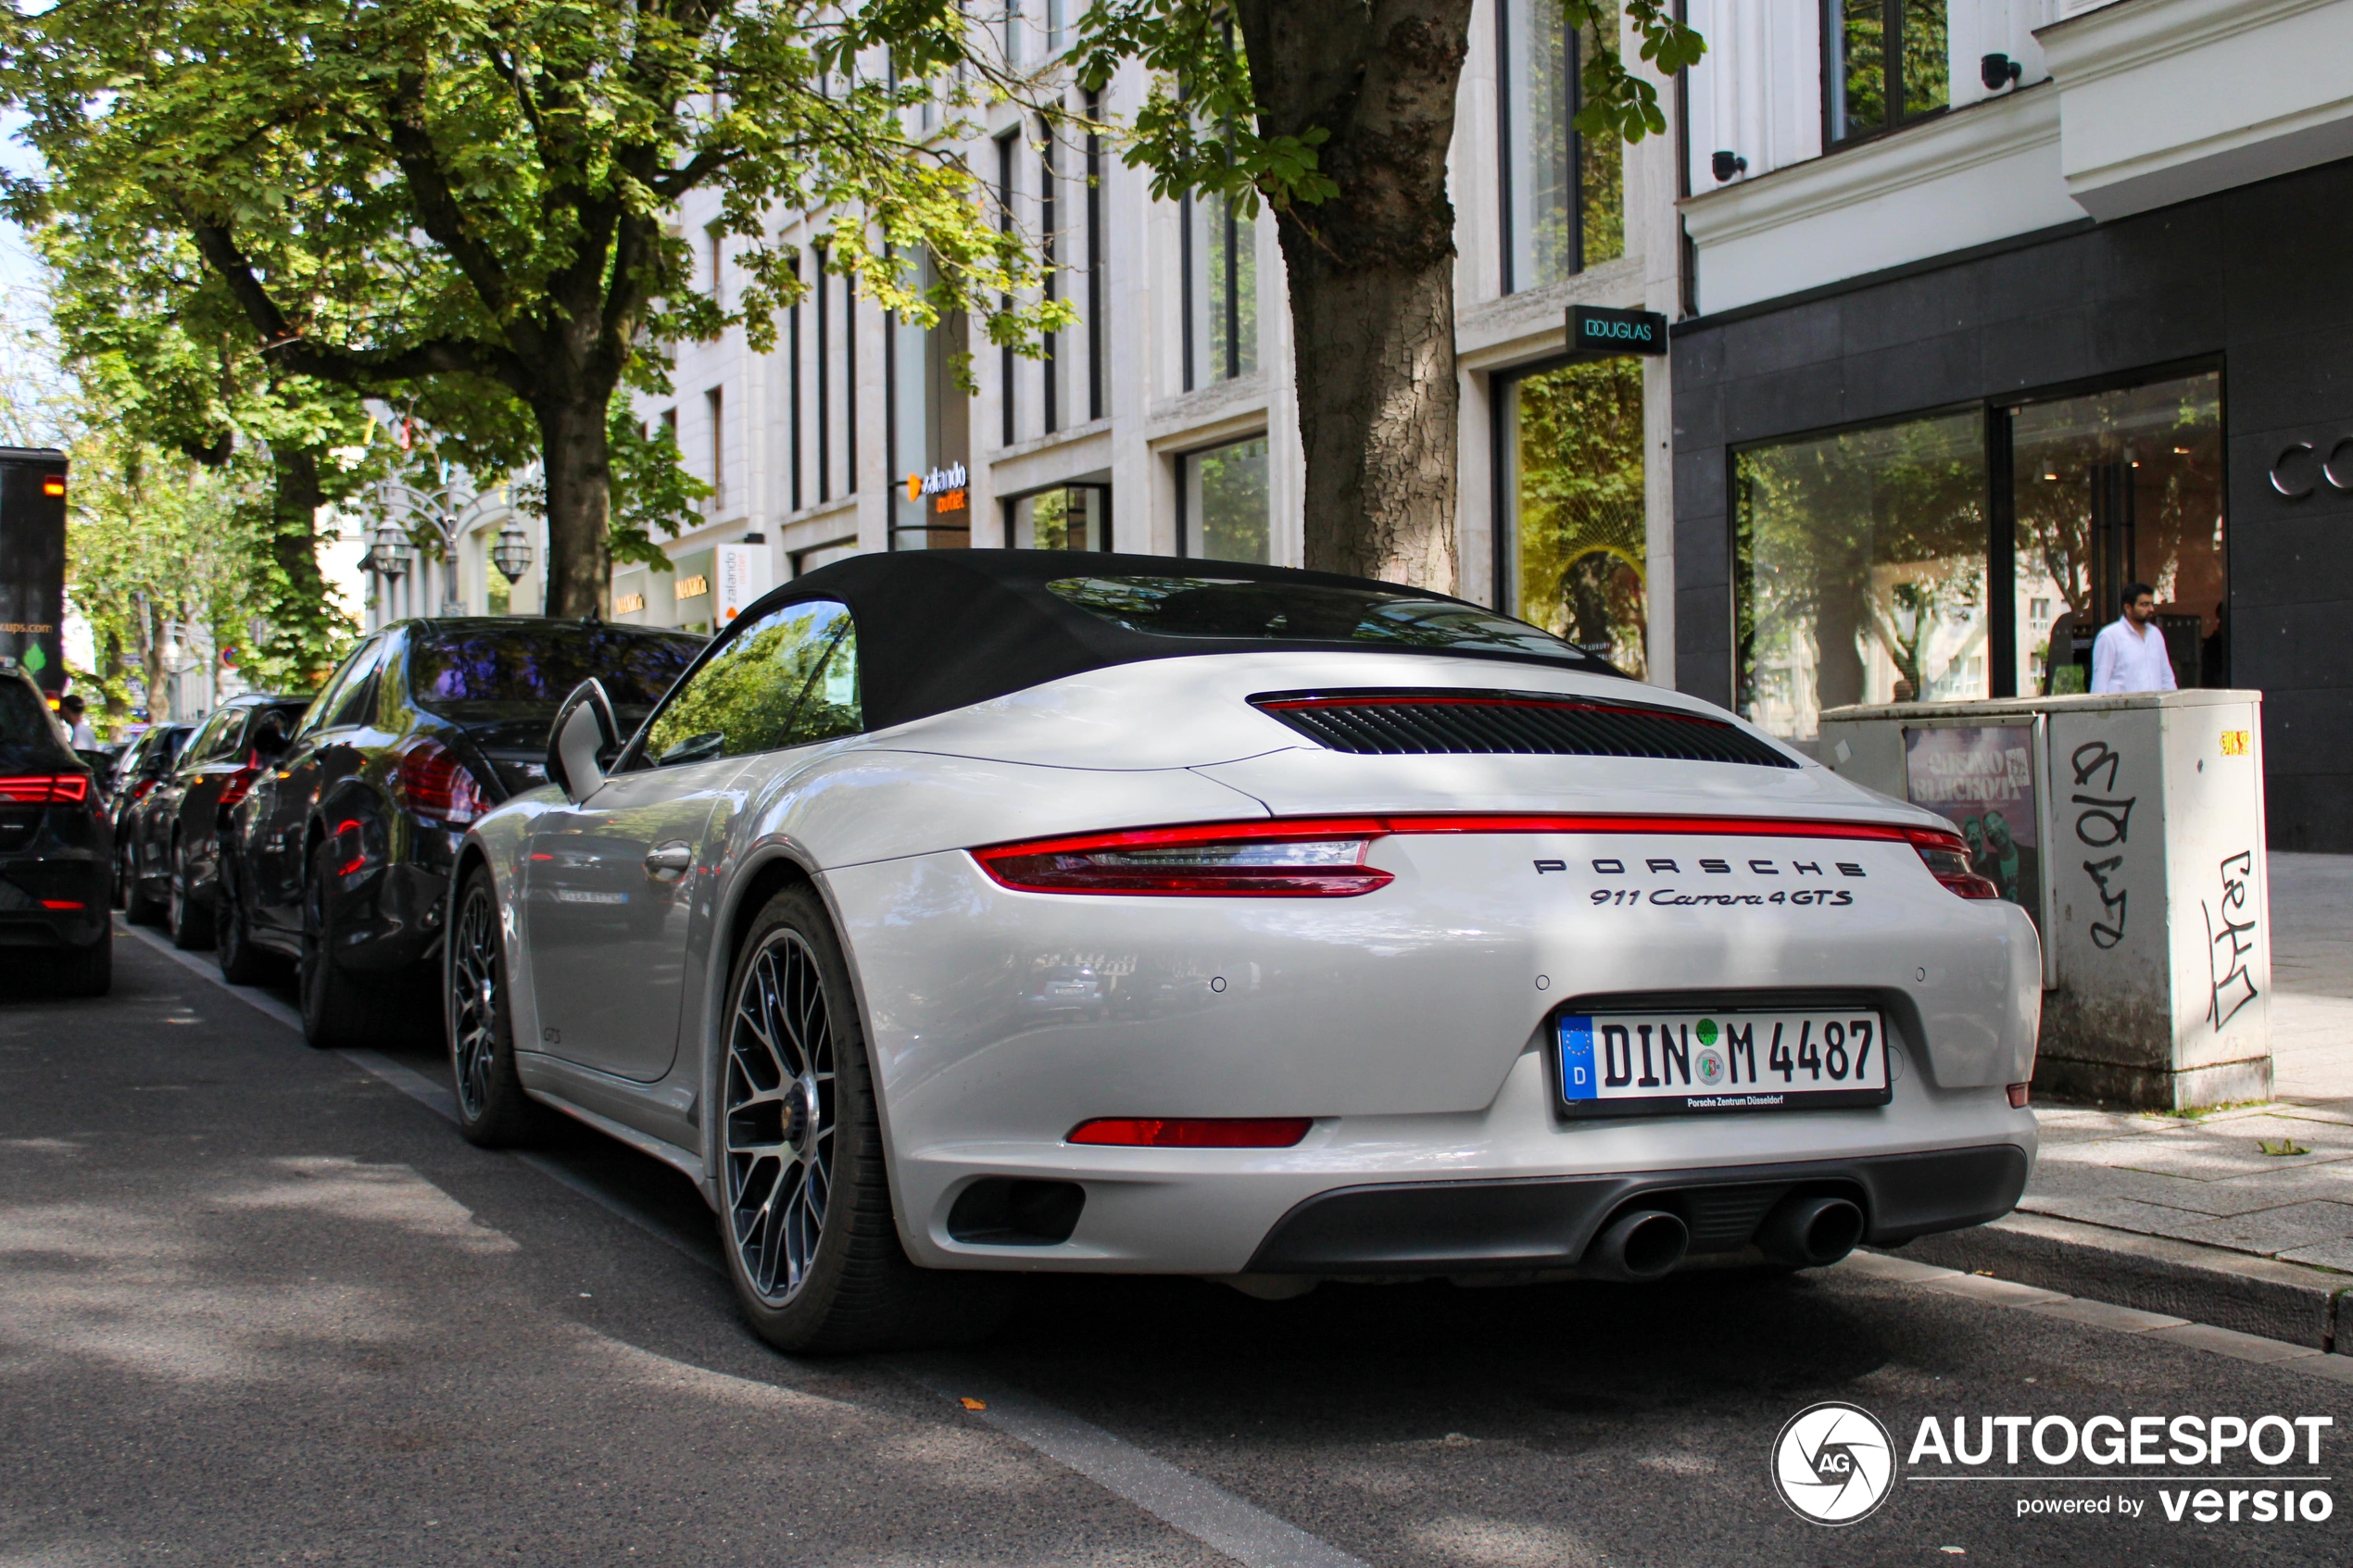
[2007,371,2225,695]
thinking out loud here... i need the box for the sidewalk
[1903,852,2353,1346]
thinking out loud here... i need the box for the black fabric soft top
[741,549,1617,734]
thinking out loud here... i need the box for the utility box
[1818,690,2269,1111]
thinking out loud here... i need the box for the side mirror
[547,679,620,804]
[251,710,294,758]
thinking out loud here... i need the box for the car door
[147,709,233,889]
[250,635,389,938]
[524,598,860,1084]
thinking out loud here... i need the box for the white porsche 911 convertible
[447,551,2040,1351]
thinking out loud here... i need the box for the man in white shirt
[2091,583,2178,695]
[58,692,99,748]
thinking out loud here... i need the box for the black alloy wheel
[447,867,549,1148]
[121,837,166,926]
[213,864,278,985]
[718,884,1011,1354]
[168,836,212,951]
[299,840,377,1050]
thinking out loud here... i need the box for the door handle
[643,842,694,881]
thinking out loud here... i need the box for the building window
[1502,358,1647,677]
[997,130,1019,446]
[1824,0,1948,145]
[787,250,803,511]
[1007,483,1110,550]
[1177,435,1269,563]
[1498,0,1623,293]
[887,246,973,550]
[1084,89,1105,422]
[1182,189,1256,389]
[705,386,724,512]
[1041,117,1061,434]
[815,240,832,500]
[2012,372,2223,695]
[1737,409,1988,740]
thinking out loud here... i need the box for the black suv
[220,618,704,1038]
[124,693,311,951]
[0,660,110,994]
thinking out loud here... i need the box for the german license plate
[1555,1010,1892,1118]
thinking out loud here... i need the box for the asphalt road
[4,928,2349,1568]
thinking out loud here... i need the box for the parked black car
[125,693,313,951]
[112,721,195,924]
[220,618,705,1036]
[0,659,110,994]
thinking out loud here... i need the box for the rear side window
[1045,575,1616,671]
[0,676,67,757]
[644,599,860,765]
[409,625,703,718]
[301,639,382,736]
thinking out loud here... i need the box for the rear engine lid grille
[1250,689,1797,769]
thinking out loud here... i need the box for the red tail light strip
[1068,1117,1314,1148]
[974,814,1997,900]
[0,774,91,805]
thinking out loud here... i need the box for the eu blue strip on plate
[1558,1015,1596,1100]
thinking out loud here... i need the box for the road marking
[120,922,1366,1567]
[894,1356,1371,1568]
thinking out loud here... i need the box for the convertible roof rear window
[1047,576,1598,665]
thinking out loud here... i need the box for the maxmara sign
[2268,436,2353,499]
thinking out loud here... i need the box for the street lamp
[490,519,535,585]
[371,521,412,581]
[371,466,536,617]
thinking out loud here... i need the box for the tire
[122,838,167,927]
[299,840,378,1050]
[214,868,281,985]
[447,866,551,1148]
[169,837,214,951]
[718,884,1013,1354]
[53,927,112,997]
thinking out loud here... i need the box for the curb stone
[1884,1211,2353,1352]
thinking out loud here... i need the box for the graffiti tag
[2070,741,2136,949]
[2203,850,2260,1031]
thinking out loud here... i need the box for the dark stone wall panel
[1668,155,2353,846]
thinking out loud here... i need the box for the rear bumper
[0,846,111,947]
[1243,1144,2030,1274]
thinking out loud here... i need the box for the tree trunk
[1239,0,1473,592]
[263,445,339,684]
[538,395,614,620]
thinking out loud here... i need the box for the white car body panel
[464,644,2042,1280]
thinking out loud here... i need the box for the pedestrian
[2090,582,2177,695]
[58,691,98,747]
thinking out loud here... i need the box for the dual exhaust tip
[1579,1193,1866,1282]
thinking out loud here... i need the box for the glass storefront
[1009,483,1111,551]
[1736,409,1988,740]
[1505,358,1647,676]
[1180,436,1269,564]
[1732,369,2228,741]
[2012,372,2224,694]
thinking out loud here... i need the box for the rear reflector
[40,899,84,910]
[2007,1084,2032,1109]
[0,774,90,805]
[975,814,2002,898]
[1068,1117,1314,1148]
